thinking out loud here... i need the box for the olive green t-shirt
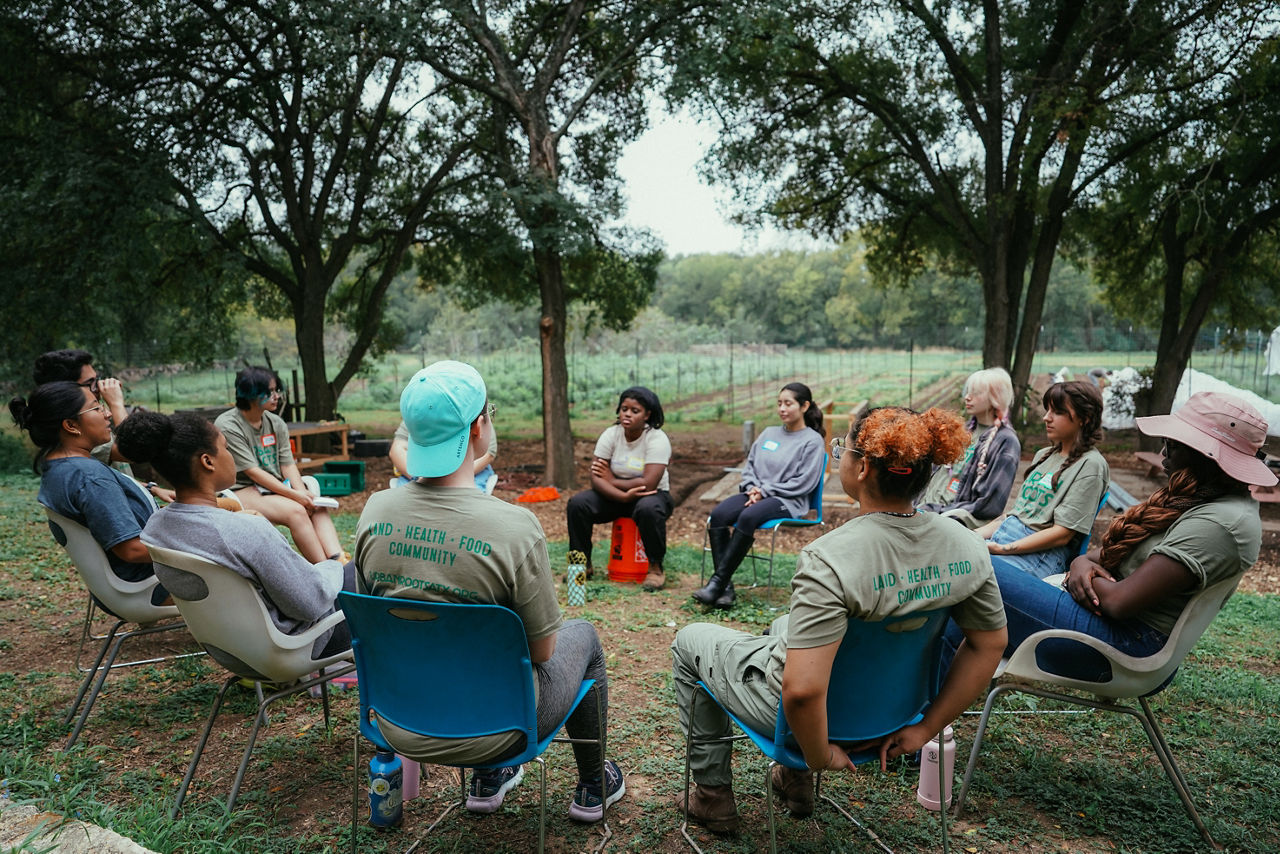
[213,408,296,487]
[765,511,1005,694]
[1009,447,1109,534]
[1116,493,1260,635]
[354,483,562,763]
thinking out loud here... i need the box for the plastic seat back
[760,452,828,530]
[1076,490,1111,556]
[781,607,949,753]
[147,544,349,684]
[1003,574,1242,699]
[337,592,538,751]
[43,506,177,625]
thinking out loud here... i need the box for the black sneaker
[466,764,523,814]
[567,759,626,822]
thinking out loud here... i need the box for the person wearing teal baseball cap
[354,360,626,822]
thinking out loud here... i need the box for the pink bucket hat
[1135,391,1277,486]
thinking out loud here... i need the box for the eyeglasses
[830,436,852,461]
[77,399,108,417]
[77,375,100,397]
[260,388,281,401]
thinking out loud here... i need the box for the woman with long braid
[974,381,1109,579]
[919,368,1022,527]
[945,391,1273,683]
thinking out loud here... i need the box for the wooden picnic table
[286,421,349,471]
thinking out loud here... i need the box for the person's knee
[566,491,594,520]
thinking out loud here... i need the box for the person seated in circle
[118,412,352,661]
[973,380,1109,579]
[942,391,1272,684]
[693,382,825,610]
[672,406,1006,833]
[389,413,498,492]
[9,381,168,606]
[918,367,1021,528]
[214,366,342,564]
[566,387,673,591]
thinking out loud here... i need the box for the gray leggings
[495,619,609,780]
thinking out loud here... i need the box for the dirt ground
[6,421,1278,851]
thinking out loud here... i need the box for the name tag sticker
[626,455,644,471]
[762,440,780,451]
[262,435,277,447]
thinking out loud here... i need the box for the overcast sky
[614,108,831,257]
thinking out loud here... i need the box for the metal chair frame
[699,454,829,595]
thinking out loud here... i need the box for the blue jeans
[988,516,1075,580]
[942,563,1169,684]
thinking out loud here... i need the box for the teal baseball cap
[400,361,486,478]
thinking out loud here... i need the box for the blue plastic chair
[679,608,952,854]
[700,454,829,595]
[1076,490,1112,556]
[337,592,609,854]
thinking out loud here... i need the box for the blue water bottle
[368,750,404,828]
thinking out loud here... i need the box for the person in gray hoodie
[117,411,352,661]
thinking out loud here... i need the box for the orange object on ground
[607,518,649,583]
[515,486,561,503]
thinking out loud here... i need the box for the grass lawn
[1,467,1277,853]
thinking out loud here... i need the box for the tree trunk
[294,291,336,422]
[536,248,575,488]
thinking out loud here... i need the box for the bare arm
[528,633,557,664]
[877,625,1007,769]
[388,436,409,475]
[987,523,1075,556]
[109,536,151,564]
[781,641,856,773]
[1066,551,1196,618]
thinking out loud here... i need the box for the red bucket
[606,518,649,583]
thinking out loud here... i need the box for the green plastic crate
[323,460,366,492]
[312,472,351,496]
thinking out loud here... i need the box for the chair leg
[953,681,1012,815]
[819,788,895,854]
[591,684,612,854]
[350,733,359,854]
[700,523,710,584]
[64,620,125,727]
[171,673,240,818]
[1135,696,1220,850]
[679,688,706,854]
[764,761,777,854]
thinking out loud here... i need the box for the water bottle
[916,725,955,811]
[567,550,587,607]
[368,750,403,828]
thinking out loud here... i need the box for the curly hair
[1043,381,1103,489]
[116,411,221,489]
[1097,450,1247,573]
[851,406,969,500]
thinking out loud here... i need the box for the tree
[670,0,1272,409]
[0,9,243,386]
[1080,36,1280,437]
[412,0,692,487]
[40,0,484,419]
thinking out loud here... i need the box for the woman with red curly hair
[671,407,1008,833]
[946,392,1273,684]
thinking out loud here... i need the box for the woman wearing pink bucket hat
[942,391,1274,683]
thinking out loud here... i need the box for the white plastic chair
[43,506,196,749]
[954,574,1242,849]
[146,543,354,817]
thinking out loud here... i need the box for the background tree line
[3,1,1279,486]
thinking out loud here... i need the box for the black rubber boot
[693,529,754,607]
[707,526,732,571]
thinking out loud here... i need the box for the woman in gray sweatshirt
[693,382,826,610]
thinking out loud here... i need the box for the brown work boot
[674,783,740,833]
[641,564,665,591]
[771,765,815,817]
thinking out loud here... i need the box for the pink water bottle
[398,755,420,800]
[916,725,955,810]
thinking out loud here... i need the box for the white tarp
[1174,368,1280,436]
[1266,327,1280,376]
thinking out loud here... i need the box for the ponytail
[116,411,220,489]
[9,381,89,474]
[782,382,824,434]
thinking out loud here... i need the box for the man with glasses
[32,348,137,471]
